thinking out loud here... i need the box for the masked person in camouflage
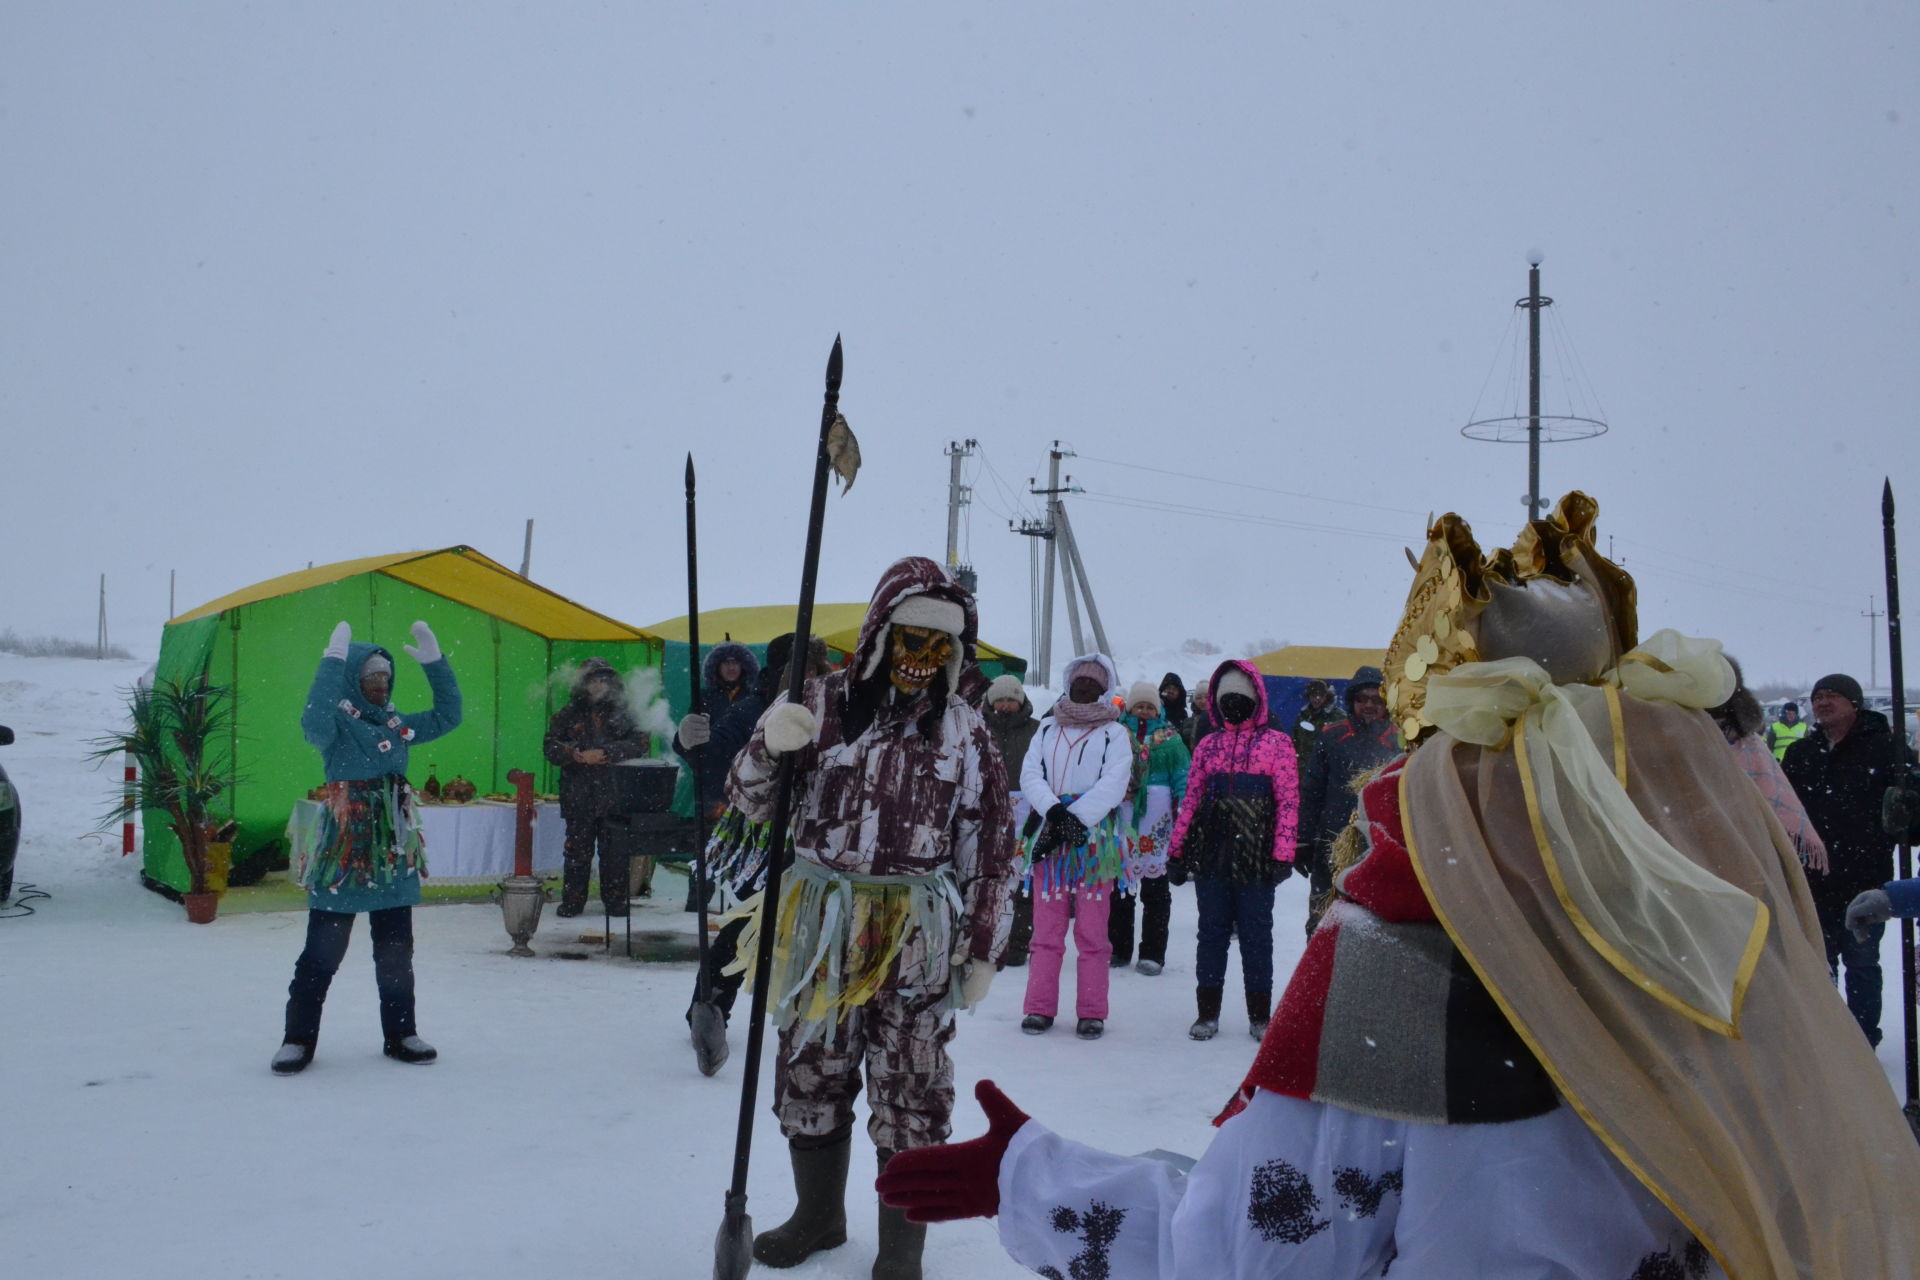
[724,556,1016,1279]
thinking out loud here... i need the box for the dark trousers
[1194,875,1276,994]
[1304,842,1334,938]
[285,906,416,1045]
[1107,874,1171,966]
[561,813,631,912]
[691,914,750,1021]
[1002,890,1035,967]
[1816,893,1885,1046]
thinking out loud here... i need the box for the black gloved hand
[1267,859,1294,887]
[1167,858,1190,887]
[1043,802,1090,850]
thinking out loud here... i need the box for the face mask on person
[1069,676,1104,704]
[1218,693,1256,724]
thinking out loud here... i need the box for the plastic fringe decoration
[299,777,425,894]
[722,858,965,1050]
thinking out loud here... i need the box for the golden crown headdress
[1384,491,1638,746]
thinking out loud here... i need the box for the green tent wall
[143,550,663,893]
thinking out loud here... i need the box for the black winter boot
[270,1040,314,1075]
[873,1149,926,1280]
[752,1130,851,1267]
[556,856,591,917]
[1189,986,1223,1041]
[1247,990,1272,1041]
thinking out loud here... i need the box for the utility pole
[944,440,978,592]
[169,569,176,619]
[1522,251,1550,517]
[1013,442,1111,683]
[1865,594,1886,689]
[97,574,108,658]
[1055,506,1111,659]
[1038,448,1062,683]
[520,518,535,578]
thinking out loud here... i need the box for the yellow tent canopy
[173,546,659,643]
[638,603,1026,670]
[1249,644,1387,680]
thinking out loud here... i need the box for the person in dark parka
[673,641,764,821]
[681,632,829,1024]
[1783,672,1916,1046]
[544,658,651,917]
[1158,672,1191,732]
[985,674,1041,966]
[1295,665,1402,936]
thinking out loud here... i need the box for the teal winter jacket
[299,642,461,911]
[301,642,462,781]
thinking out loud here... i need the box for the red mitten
[876,1079,1029,1222]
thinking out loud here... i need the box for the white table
[287,798,569,884]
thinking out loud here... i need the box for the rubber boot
[752,1130,851,1268]
[1189,985,1223,1041]
[873,1149,926,1280]
[1247,989,1272,1041]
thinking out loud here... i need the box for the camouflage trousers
[773,981,958,1153]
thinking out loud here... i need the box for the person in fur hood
[543,658,651,917]
[723,556,1015,1279]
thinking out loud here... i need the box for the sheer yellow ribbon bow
[1422,630,1767,1036]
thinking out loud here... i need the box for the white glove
[677,713,712,749]
[762,702,818,757]
[323,621,352,661]
[1847,888,1894,941]
[958,961,995,1008]
[402,620,442,665]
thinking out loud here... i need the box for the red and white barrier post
[122,753,136,856]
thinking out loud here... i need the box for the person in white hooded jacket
[1017,653,1134,1040]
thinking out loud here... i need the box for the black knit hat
[1812,673,1864,709]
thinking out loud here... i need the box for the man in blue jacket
[272,618,461,1075]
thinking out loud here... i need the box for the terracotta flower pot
[184,891,219,924]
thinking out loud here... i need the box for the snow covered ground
[0,654,1269,1279]
[3,652,1912,1279]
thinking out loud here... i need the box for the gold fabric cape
[1402,693,1920,1279]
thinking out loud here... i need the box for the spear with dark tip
[687,453,729,1077]
[714,336,849,1280]
[1883,478,1919,1139]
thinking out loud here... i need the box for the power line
[1076,489,1418,545]
[1611,536,1860,610]
[1072,454,1426,519]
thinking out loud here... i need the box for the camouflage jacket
[727,667,1017,964]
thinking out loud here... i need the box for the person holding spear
[722,554,1016,1278]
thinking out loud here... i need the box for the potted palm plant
[95,672,236,923]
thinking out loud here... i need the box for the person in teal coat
[272,618,461,1075]
[1108,682,1191,974]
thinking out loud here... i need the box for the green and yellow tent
[146,547,663,892]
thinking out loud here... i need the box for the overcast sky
[4,2,1916,688]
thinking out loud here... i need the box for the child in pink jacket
[1168,659,1299,1041]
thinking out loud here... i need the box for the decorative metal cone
[714,1195,753,1280]
[691,1000,729,1077]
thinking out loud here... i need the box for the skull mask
[889,624,953,694]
